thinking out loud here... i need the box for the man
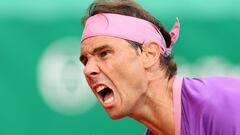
[79,0,240,135]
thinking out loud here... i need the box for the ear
[141,42,162,68]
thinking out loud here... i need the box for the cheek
[105,55,146,90]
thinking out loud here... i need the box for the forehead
[80,36,131,54]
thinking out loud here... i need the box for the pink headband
[81,13,180,55]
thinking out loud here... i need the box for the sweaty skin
[80,36,175,135]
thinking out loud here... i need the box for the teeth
[104,96,114,104]
[96,85,106,92]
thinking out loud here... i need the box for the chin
[106,108,127,120]
[108,113,126,120]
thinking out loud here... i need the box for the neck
[129,74,175,135]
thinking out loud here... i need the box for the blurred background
[0,0,239,135]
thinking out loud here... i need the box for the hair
[81,0,177,79]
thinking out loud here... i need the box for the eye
[82,59,88,66]
[80,57,88,66]
[99,50,111,58]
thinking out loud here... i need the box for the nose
[83,59,100,78]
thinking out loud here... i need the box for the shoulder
[182,76,240,109]
[182,76,240,99]
[182,76,240,90]
[181,76,240,135]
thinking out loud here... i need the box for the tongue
[103,91,114,104]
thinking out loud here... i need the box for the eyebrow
[92,44,111,55]
[79,44,112,63]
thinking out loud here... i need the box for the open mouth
[96,86,115,104]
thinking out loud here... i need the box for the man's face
[80,36,148,119]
